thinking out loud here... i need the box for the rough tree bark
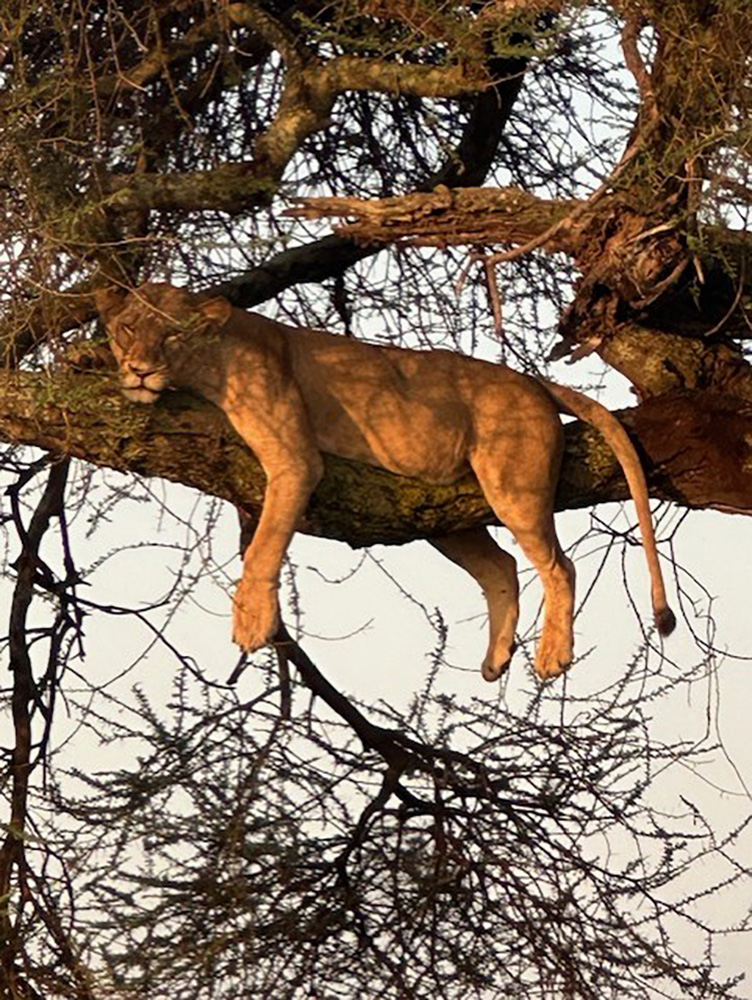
[2,370,751,549]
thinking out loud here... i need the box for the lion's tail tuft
[655,604,677,637]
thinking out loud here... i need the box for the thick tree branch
[290,185,581,249]
[2,372,751,549]
[597,323,752,401]
[290,184,752,346]
[215,235,379,308]
[101,54,494,217]
[3,37,530,349]
[220,41,529,304]
[104,162,278,215]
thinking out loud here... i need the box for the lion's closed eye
[113,323,134,346]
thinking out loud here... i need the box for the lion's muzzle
[120,364,169,403]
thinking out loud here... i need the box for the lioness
[95,282,675,681]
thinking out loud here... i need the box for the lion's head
[94,282,231,404]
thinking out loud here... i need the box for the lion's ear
[198,295,232,327]
[93,285,128,323]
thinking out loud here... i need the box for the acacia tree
[1,2,751,998]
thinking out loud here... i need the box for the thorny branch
[0,459,86,996]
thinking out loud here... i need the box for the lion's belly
[363,420,471,482]
[311,394,472,484]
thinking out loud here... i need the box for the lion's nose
[127,361,159,377]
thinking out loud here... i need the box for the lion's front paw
[232,580,279,652]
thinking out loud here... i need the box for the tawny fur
[96,282,675,681]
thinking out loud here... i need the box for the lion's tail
[541,379,676,638]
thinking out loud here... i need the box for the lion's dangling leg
[502,512,576,680]
[471,439,576,680]
[430,527,519,681]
